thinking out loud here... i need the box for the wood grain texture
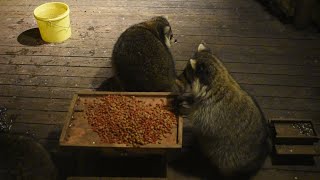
[0,0,320,178]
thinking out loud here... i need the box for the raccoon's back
[112,27,176,91]
[192,91,269,176]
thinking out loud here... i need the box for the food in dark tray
[85,95,177,146]
[0,107,13,133]
[291,122,315,136]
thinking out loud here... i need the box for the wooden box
[270,119,318,145]
[59,91,183,155]
[270,118,319,157]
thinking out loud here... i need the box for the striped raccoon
[110,16,177,92]
[177,43,270,178]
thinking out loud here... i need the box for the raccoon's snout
[169,36,177,46]
[169,33,177,43]
[165,36,177,48]
[170,38,177,45]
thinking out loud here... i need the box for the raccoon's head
[180,42,218,98]
[148,16,176,48]
[182,43,216,86]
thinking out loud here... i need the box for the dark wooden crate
[270,119,318,145]
[270,118,319,157]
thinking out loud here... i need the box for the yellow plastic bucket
[34,2,71,43]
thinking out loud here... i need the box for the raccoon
[177,43,270,178]
[111,16,177,92]
[0,134,57,180]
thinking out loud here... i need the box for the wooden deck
[1,0,320,179]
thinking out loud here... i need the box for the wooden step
[275,145,319,156]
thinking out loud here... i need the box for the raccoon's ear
[197,43,208,52]
[164,26,172,48]
[190,59,197,70]
[164,26,171,34]
[163,15,169,20]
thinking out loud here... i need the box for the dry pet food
[86,95,177,146]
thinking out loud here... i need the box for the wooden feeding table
[270,119,320,158]
[59,91,183,156]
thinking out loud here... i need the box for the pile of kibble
[85,95,177,146]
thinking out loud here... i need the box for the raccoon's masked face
[181,43,215,98]
[149,16,176,49]
[183,43,213,85]
[163,26,175,48]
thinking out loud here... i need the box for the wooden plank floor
[1,0,320,179]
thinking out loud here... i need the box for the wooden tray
[270,118,319,157]
[59,91,183,153]
[270,119,318,145]
[275,145,319,156]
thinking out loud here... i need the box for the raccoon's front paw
[176,93,194,115]
[177,102,192,116]
[177,92,193,103]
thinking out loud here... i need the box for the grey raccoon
[0,134,57,180]
[177,43,270,177]
[111,16,177,92]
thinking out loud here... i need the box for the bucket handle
[47,21,70,31]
